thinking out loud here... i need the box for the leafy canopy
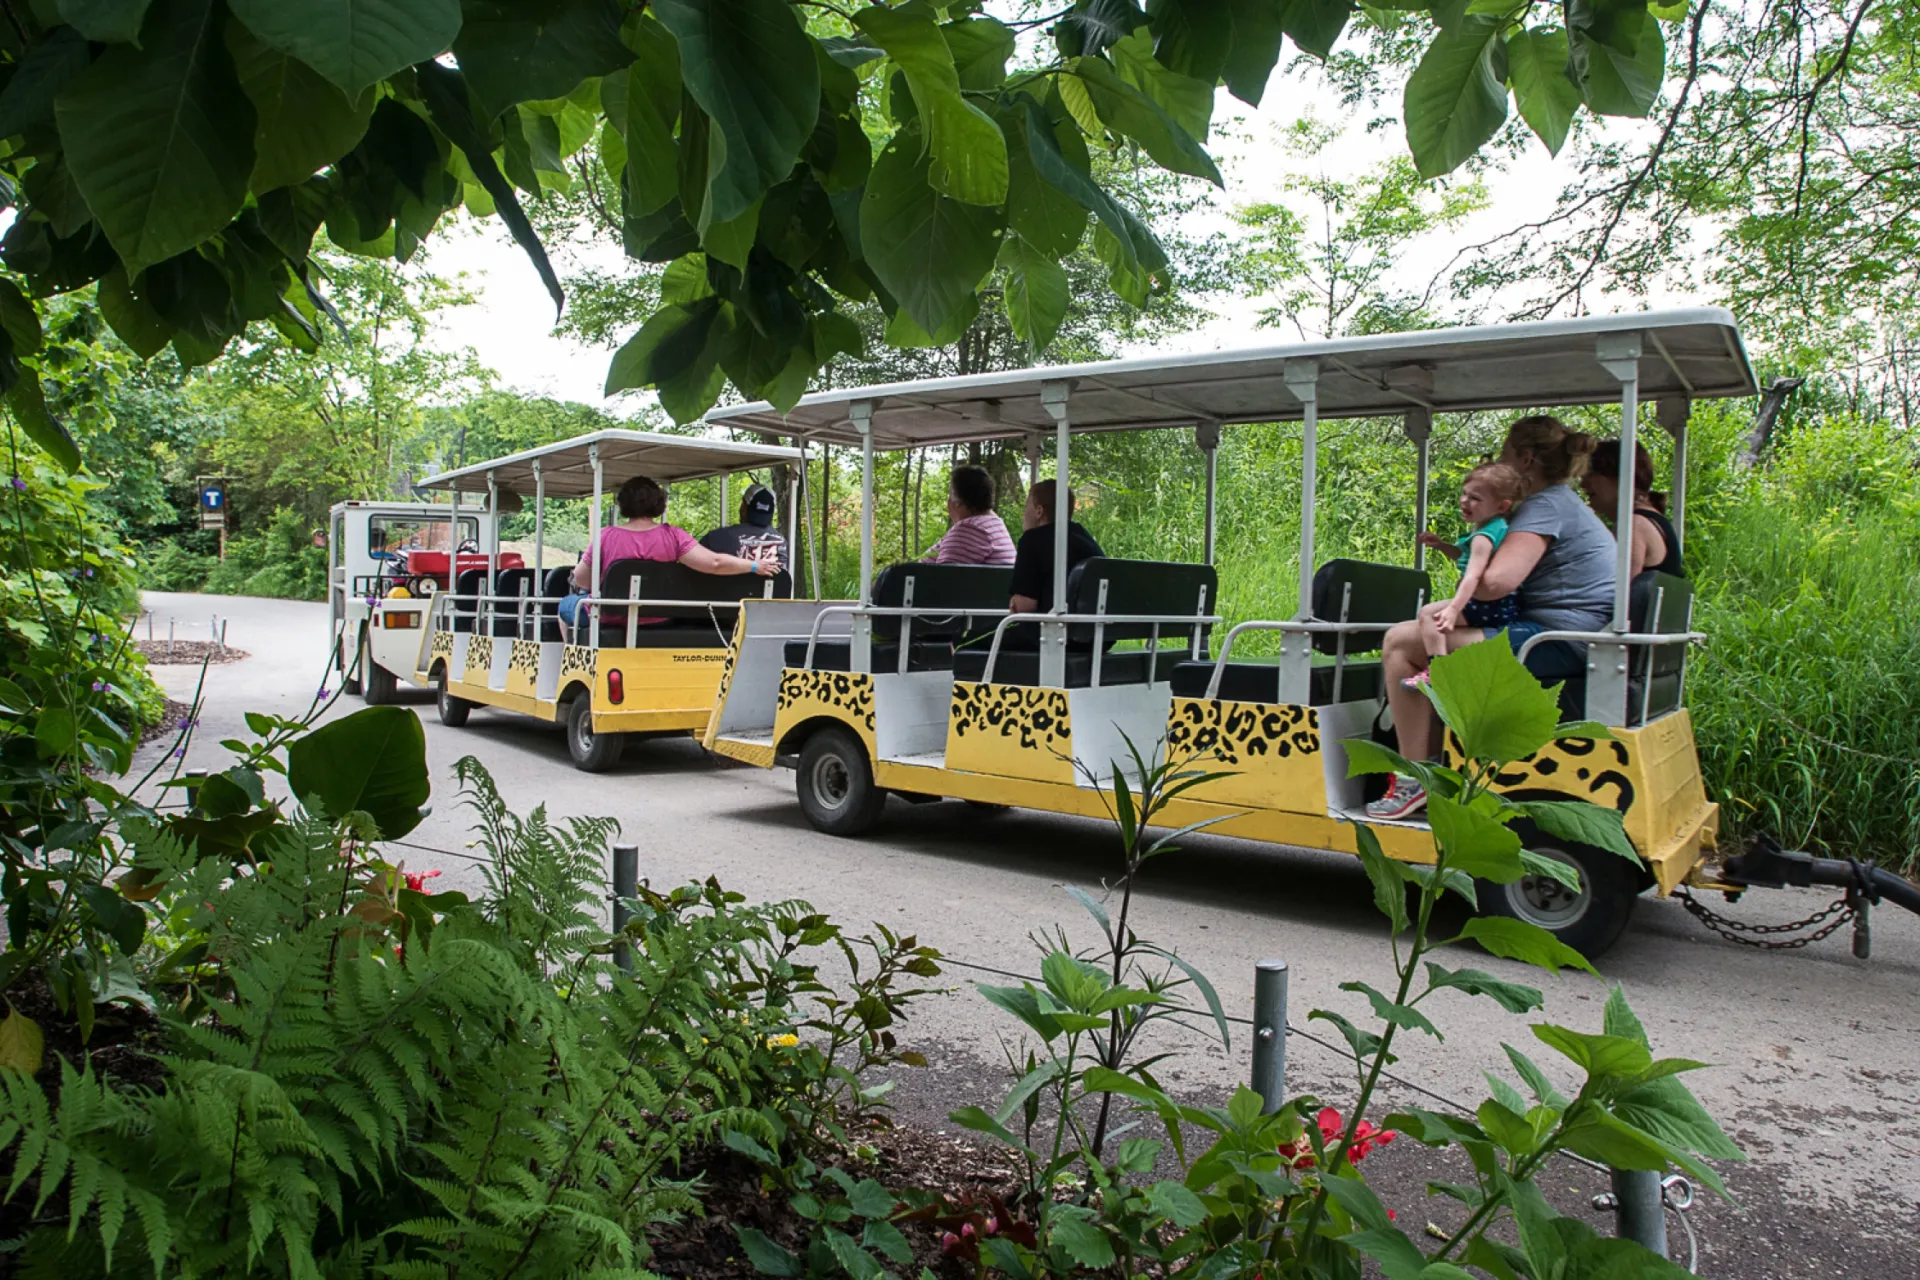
[0,0,1681,459]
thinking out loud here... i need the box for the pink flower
[404,869,443,892]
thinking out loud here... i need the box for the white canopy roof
[415,429,806,499]
[705,308,1755,449]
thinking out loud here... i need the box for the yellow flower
[765,1033,799,1049]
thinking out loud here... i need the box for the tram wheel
[565,692,623,772]
[435,667,472,727]
[796,726,886,837]
[1474,837,1639,961]
[362,640,397,705]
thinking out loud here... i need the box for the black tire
[796,725,887,836]
[339,637,362,697]
[1474,838,1640,961]
[363,644,398,705]
[565,692,623,772]
[435,667,472,727]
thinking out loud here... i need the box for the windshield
[369,515,479,554]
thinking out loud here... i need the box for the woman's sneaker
[1365,774,1428,821]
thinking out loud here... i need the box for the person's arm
[1010,593,1039,613]
[1475,530,1549,599]
[922,528,954,563]
[1629,514,1662,577]
[1416,530,1464,557]
[1007,531,1041,612]
[679,543,774,576]
[1437,535,1495,630]
[569,542,592,591]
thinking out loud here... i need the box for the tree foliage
[0,0,1681,454]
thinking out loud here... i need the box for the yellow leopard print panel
[946,682,1073,784]
[1165,698,1327,814]
[773,669,877,754]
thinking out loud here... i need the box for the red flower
[404,868,443,892]
[1276,1108,1396,1167]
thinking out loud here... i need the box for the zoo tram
[693,309,1920,959]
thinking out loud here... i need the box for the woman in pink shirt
[922,465,1015,565]
[558,475,775,636]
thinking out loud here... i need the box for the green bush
[201,509,328,601]
[135,537,219,593]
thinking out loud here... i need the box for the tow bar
[1699,833,1920,959]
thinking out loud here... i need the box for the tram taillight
[606,669,624,704]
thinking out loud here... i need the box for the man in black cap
[700,483,787,569]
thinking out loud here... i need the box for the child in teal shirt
[1402,462,1527,689]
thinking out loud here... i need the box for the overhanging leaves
[56,0,259,278]
[286,705,430,839]
[855,2,1008,206]
[228,0,461,97]
[227,23,375,194]
[860,131,1004,335]
[452,0,633,125]
[1506,26,1581,155]
[1001,235,1068,350]
[1403,13,1509,179]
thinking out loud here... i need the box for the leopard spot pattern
[561,645,595,679]
[1166,699,1319,766]
[464,636,493,676]
[430,631,452,662]
[778,669,874,732]
[1488,735,1637,813]
[509,639,540,674]
[950,683,1070,752]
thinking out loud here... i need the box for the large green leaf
[1516,798,1639,861]
[1221,0,1284,105]
[855,2,1007,206]
[1427,793,1524,881]
[0,281,43,356]
[1001,104,1088,257]
[616,17,681,217]
[58,0,154,43]
[605,298,722,393]
[1021,98,1165,272]
[943,15,1017,90]
[1001,236,1068,350]
[1109,29,1212,140]
[1068,55,1221,184]
[286,705,430,839]
[859,130,1004,336]
[1426,629,1562,764]
[1505,26,1581,155]
[1575,19,1664,116]
[56,0,257,278]
[655,0,818,227]
[1147,0,1232,81]
[0,27,91,141]
[1453,916,1600,976]
[228,0,460,97]
[7,366,80,472]
[1424,962,1543,1012]
[1354,823,1410,932]
[1403,13,1509,179]
[452,0,632,125]
[1282,0,1355,58]
[227,23,374,193]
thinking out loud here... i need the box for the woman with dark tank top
[1582,439,1685,578]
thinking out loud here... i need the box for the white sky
[425,55,1662,411]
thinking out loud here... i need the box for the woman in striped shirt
[922,465,1016,566]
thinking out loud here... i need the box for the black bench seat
[784,639,958,672]
[953,647,1191,688]
[1169,657,1385,705]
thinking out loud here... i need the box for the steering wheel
[456,538,479,554]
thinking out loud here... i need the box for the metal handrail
[1200,618,1398,700]
[799,603,1010,670]
[979,610,1222,686]
[1513,629,1705,661]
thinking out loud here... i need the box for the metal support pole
[1608,1168,1668,1259]
[1040,380,1073,689]
[1196,422,1220,566]
[1251,958,1288,1113]
[1591,335,1643,727]
[850,402,876,670]
[532,459,545,578]
[719,472,729,531]
[1403,408,1433,571]
[184,768,207,813]
[1286,359,1321,617]
[610,843,638,971]
[589,444,604,601]
[486,471,500,635]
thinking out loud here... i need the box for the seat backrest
[452,567,486,612]
[540,565,574,599]
[1630,571,1692,715]
[496,566,539,600]
[868,563,1015,642]
[1310,559,1432,654]
[596,558,793,622]
[1061,558,1217,646]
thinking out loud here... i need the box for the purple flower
[91,681,108,692]
[9,476,23,491]
[177,717,197,731]
[172,748,185,758]
[317,687,331,700]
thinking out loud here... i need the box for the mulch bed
[4,971,168,1096]
[133,639,249,665]
[647,1122,1025,1278]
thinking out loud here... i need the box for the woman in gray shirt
[1371,416,1614,820]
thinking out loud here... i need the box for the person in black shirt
[1009,479,1103,616]
[699,483,787,568]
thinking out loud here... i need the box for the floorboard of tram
[135,591,1920,1269]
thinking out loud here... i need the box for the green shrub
[200,508,328,601]
[135,537,218,592]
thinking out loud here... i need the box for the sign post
[197,477,230,560]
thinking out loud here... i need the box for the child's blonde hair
[1465,461,1527,511]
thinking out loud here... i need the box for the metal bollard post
[610,844,639,971]
[219,618,229,656]
[1251,958,1288,1113]
[167,618,175,663]
[1609,1168,1667,1258]
[184,768,208,813]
